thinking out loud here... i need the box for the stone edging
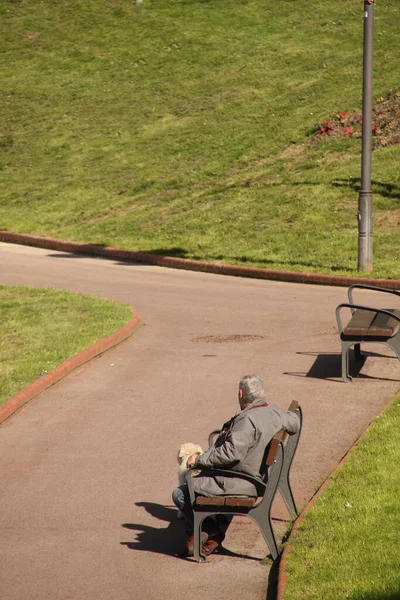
[276,394,398,600]
[1,230,400,289]
[0,310,141,426]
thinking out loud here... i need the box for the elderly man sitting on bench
[172,373,300,558]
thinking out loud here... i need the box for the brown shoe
[201,534,224,556]
[178,532,208,558]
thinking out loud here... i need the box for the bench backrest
[261,400,299,479]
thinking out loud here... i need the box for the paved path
[1,242,399,600]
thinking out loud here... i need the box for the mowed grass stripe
[1,0,399,277]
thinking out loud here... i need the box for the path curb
[276,394,397,600]
[0,310,141,426]
[1,230,400,289]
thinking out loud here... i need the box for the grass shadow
[349,592,400,600]
[153,250,349,273]
[47,251,155,267]
[47,253,98,259]
[331,177,400,200]
[290,177,400,201]
[146,247,190,258]
[48,245,347,274]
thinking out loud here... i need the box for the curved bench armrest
[348,284,400,306]
[186,465,266,503]
[207,429,221,448]
[335,303,400,335]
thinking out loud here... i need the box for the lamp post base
[358,190,373,272]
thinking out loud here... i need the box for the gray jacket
[192,398,300,497]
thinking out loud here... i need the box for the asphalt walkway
[1,242,399,600]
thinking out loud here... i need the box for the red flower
[339,110,347,117]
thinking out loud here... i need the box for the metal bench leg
[279,478,297,520]
[249,506,279,561]
[192,512,207,562]
[386,338,400,361]
[249,443,283,560]
[341,341,353,382]
[278,440,297,519]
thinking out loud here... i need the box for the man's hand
[186,453,199,468]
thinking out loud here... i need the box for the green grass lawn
[283,397,400,600]
[1,0,399,277]
[0,285,133,407]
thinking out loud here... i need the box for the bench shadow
[121,501,274,562]
[121,502,185,557]
[284,351,399,382]
[266,555,281,600]
[284,351,353,381]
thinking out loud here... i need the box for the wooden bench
[186,401,302,562]
[336,284,400,382]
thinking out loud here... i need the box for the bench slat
[265,435,281,466]
[370,313,398,336]
[343,309,375,336]
[195,496,256,507]
[225,497,256,507]
[195,497,225,506]
[343,308,400,339]
[369,309,400,337]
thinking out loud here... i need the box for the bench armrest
[336,303,400,335]
[348,284,400,308]
[287,400,299,412]
[207,429,221,448]
[186,465,267,503]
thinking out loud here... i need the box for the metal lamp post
[358,0,375,272]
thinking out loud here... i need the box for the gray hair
[239,374,265,406]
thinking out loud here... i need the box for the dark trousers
[172,483,232,538]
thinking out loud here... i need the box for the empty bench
[186,400,302,562]
[336,284,400,382]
